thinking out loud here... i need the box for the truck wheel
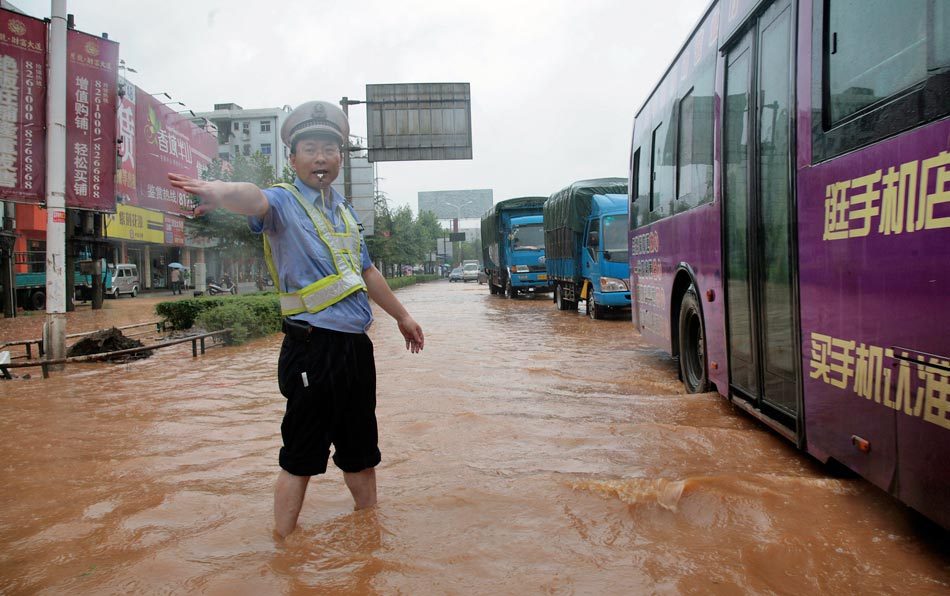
[678,287,709,393]
[31,290,46,310]
[505,279,517,299]
[555,285,572,311]
[587,294,604,320]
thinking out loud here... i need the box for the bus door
[722,0,801,435]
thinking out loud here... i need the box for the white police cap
[280,100,349,147]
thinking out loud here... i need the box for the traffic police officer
[168,100,424,538]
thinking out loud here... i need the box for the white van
[107,264,139,298]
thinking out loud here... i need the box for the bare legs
[343,468,377,510]
[274,470,310,538]
[274,467,377,538]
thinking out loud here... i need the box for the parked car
[462,262,480,282]
[449,267,464,282]
[106,263,139,298]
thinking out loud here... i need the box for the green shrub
[155,296,229,330]
[387,274,439,291]
[194,301,281,345]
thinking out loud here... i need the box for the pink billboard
[134,84,216,217]
[115,78,136,203]
[0,9,46,204]
[65,28,118,211]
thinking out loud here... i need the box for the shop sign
[104,203,164,244]
[164,213,184,246]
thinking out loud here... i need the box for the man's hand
[168,173,221,215]
[167,173,269,217]
[397,315,424,353]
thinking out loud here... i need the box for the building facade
[192,103,292,176]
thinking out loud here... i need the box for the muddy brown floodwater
[1,283,947,594]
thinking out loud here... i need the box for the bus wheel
[30,290,46,311]
[678,288,709,393]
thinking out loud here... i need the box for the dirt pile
[66,328,153,361]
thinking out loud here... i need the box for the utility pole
[339,97,362,201]
[44,0,68,369]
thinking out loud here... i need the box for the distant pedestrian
[170,267,182,295]
[168,100,424,538]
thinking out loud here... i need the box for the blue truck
[480,196,552,298]
[11,252,108,310]
[543,178,631,319]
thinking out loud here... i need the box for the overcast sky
[14,0,709,213]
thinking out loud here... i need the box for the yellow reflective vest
[264,183,366,316]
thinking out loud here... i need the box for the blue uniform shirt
[248,178,374,334]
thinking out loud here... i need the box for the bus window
[631,148,640,205]
[650,120,672,216]
[827,0,928,125]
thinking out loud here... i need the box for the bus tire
[30,290,46,311]
[678,287,709,393]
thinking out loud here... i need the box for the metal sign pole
[44,0,68,370]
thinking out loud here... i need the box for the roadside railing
[0,328,231,379]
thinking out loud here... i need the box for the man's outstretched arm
[362,265,424,353]
[168,173,269,217]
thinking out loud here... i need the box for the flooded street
[1,282,947,594]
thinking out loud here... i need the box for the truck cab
[580,196,631,318]
[543,178,630,318]
[503,214,549,297]
[481,196,552,299]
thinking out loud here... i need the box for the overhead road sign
[365,83,472,163]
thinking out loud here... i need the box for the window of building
[260,143,271,155]
[218,152,229,160]
[242,144,251,156]
[260,120,271,132]
[233,122,239,131]
[242,121,250,134]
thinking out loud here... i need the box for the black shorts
[276,318,380,476]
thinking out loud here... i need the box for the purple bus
[628,0,949,527]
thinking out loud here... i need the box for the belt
[281,318,313,342]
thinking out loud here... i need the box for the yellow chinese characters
[823,150,950,241]
[809,332,950,431]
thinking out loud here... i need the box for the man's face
[291,136,342,191]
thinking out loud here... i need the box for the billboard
[134,84,216,216]
[418,188,493,219]
[331,151,375,235]
[366,83,472,163]
[66,29,118,211]
[104,203,164,244]
[0,9,46,204]
[115,78,136,203]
